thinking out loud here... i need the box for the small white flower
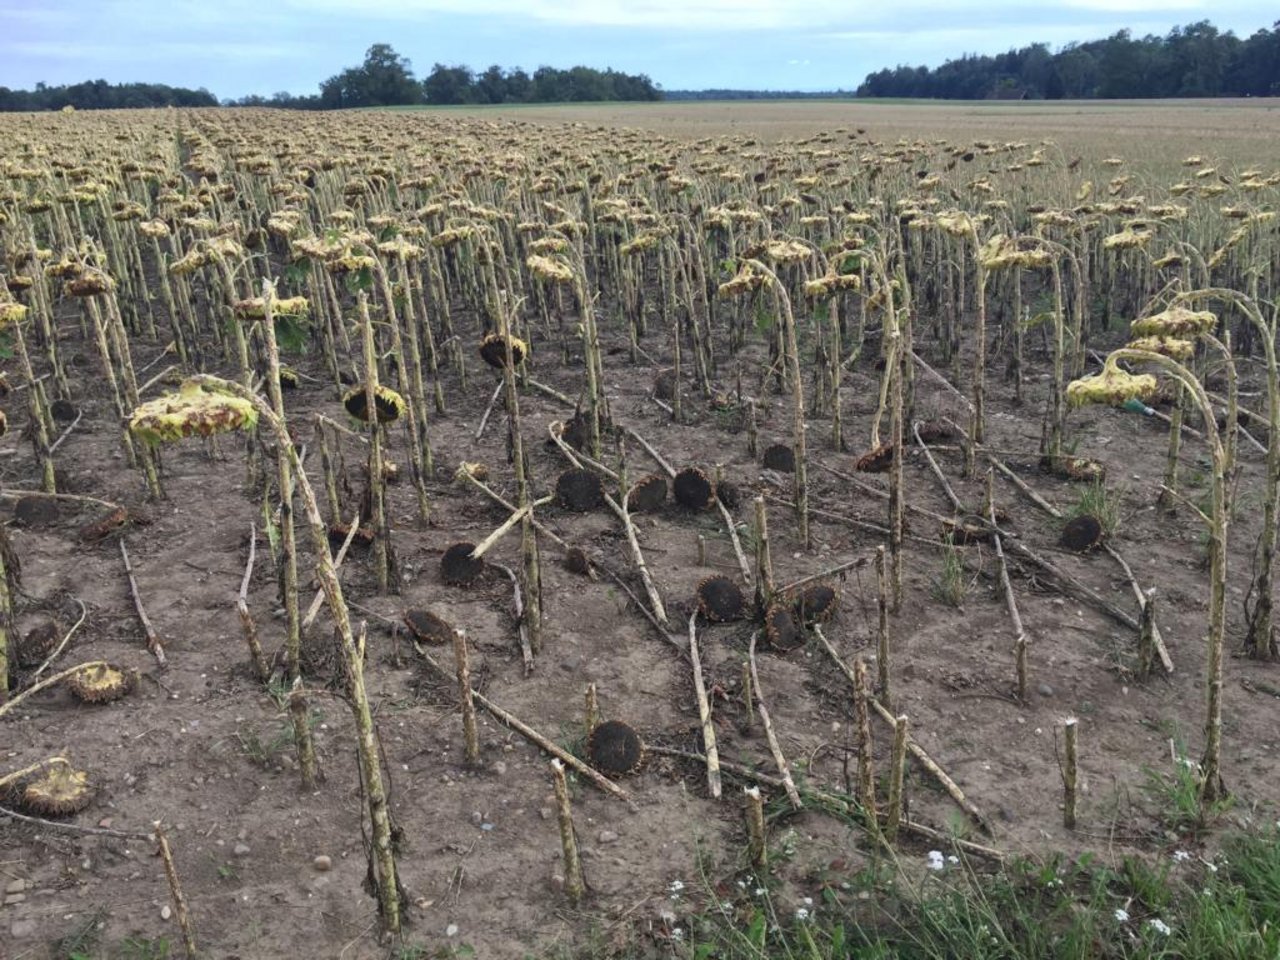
[1114,908,1130,923]
[1173,850,1191,863]
[671,927,685,941]
[795,907,811,922]
[926,850,945,871]
[947,855,959,864]
[802,897,813,907]
[1148,918,1172,936]
[1206,862,1219,873]
[755,887,766,897]
[668,879,685,893]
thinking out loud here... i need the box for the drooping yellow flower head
[130,380,258,444]
[1067,357,1158,409]
[1130,306,1216,339]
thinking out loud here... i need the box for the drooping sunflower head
[129,380,258,444]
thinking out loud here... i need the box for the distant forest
[0,44,660,112]
[4,21,1278,112]
[0,81,217,112]
[858,21,1280,99]
[233,46,661,109]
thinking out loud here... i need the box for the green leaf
[344,265,374,295]
[754,304,774,335]
[284,257,311,289]
[274,314,309,355]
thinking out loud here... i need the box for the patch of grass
[113,937,171,960]
[578,824,1280,959]
[54,907,107,959]
[1141,737,1232,833]
[1069,479,1121,536]
[930,534,966,607]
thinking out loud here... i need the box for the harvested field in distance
[1,100,1279,959]
[399,96,1280,147]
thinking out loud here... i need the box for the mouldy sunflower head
[14,762,92,817]
[233,295,309,319]
[1125,337,1194,361]
[1067,358,1157,409]
[129,380,258,444]
[1130,306,1216,339]
[763,239,811,264]
[1103,227,1153,251]
[168,249,208,276]
[526,254,574,284]
[138,219,171,239]
[717,265,765,299]
[0,302,29,327]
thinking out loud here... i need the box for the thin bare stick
[494,563,534,674]
[0,661,108,719]
[687,612,722,799]
[747,631,802,809]
[525,378,576,407]
[138,364,178,397]
[314,413,370,444]
[154,821,198,959]
[986,471,1027,700]
[601,567,687,660]
[0,490,122,514]
[455,466,571,551]
[1103,544,1174,673]
[914,420,964,514]
[416,643,628,800]
[776,556,869,595]
[301,511,361,636]
[911,349,974,412]
[453,630,480,765]
[549,421,619,480]
[745,786,767,867]
[119,539,166,668]
[238,522,269,682]
[469,497,552,560]
[623,426,677,479]
[30,597,87,682]
[0,805,150,839]
[474,380,504,440]
[986,452,1062,518]
[811,626,993,834]
[551,759,585,903]
[47,410,84,456]
[647,744,1005,861]
[885,714,909,843]
[1062,718,1079,830]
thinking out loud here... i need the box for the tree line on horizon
[2,21,1278,113]
[235,45,661,109]
[858,21,1280,99]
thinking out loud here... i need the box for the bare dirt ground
[419,97,1280,152]
[4,103,1280,960]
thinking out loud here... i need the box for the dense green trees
[421,62,660,104]
[318,44,422,109]
[857,20,1280,99]
[0,80,216,112]
[0,44,660,112]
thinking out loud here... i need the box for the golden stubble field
[0,98,1278,958]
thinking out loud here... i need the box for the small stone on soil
[599,830,620,844]
[1038,683,1054,697]
[233,843,251,857]
[313,856,332,872]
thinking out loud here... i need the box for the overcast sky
[1,0,1273,98]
